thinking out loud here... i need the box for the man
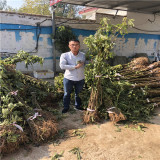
[60,39,86,113]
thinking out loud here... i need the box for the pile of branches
[83,57,160,123]
[108,57,159,122]
[118,57,160,99]
[0,52,58,155]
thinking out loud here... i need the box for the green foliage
[18,0,51,15]
[0,94,23,125]
[54,73,64,92]
[0,0,19,11]
[0,0,6,10]
[52,25,77,53]
[3,50,43,68]
[55,3,83,18]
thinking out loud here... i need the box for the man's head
[69,39,80,55]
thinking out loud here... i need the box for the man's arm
[60,54,76,70]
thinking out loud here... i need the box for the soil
[2,107,160,160]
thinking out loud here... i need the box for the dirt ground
[2,107,160,160]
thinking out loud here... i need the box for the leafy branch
[69,147,82,160]
[3,50,43,68]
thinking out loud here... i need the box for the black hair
[69,39,80,43]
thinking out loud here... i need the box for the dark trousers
[63,78,85,110]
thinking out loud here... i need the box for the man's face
[69,41,80,53]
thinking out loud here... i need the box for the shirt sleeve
[60,53,76,70]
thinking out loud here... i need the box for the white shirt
[60,51,85,81]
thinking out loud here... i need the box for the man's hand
[75,62,84,69]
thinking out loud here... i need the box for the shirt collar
[70,51,80,56]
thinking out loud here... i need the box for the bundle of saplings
[83,17,159,123]
[0,51,58,155]
[100,57,160,123]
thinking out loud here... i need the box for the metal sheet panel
[61,0,160,14]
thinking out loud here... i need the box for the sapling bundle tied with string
[83,17,134,123]
[110,57,160,120]
[98,57,160,123]
[0,51,58,154]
